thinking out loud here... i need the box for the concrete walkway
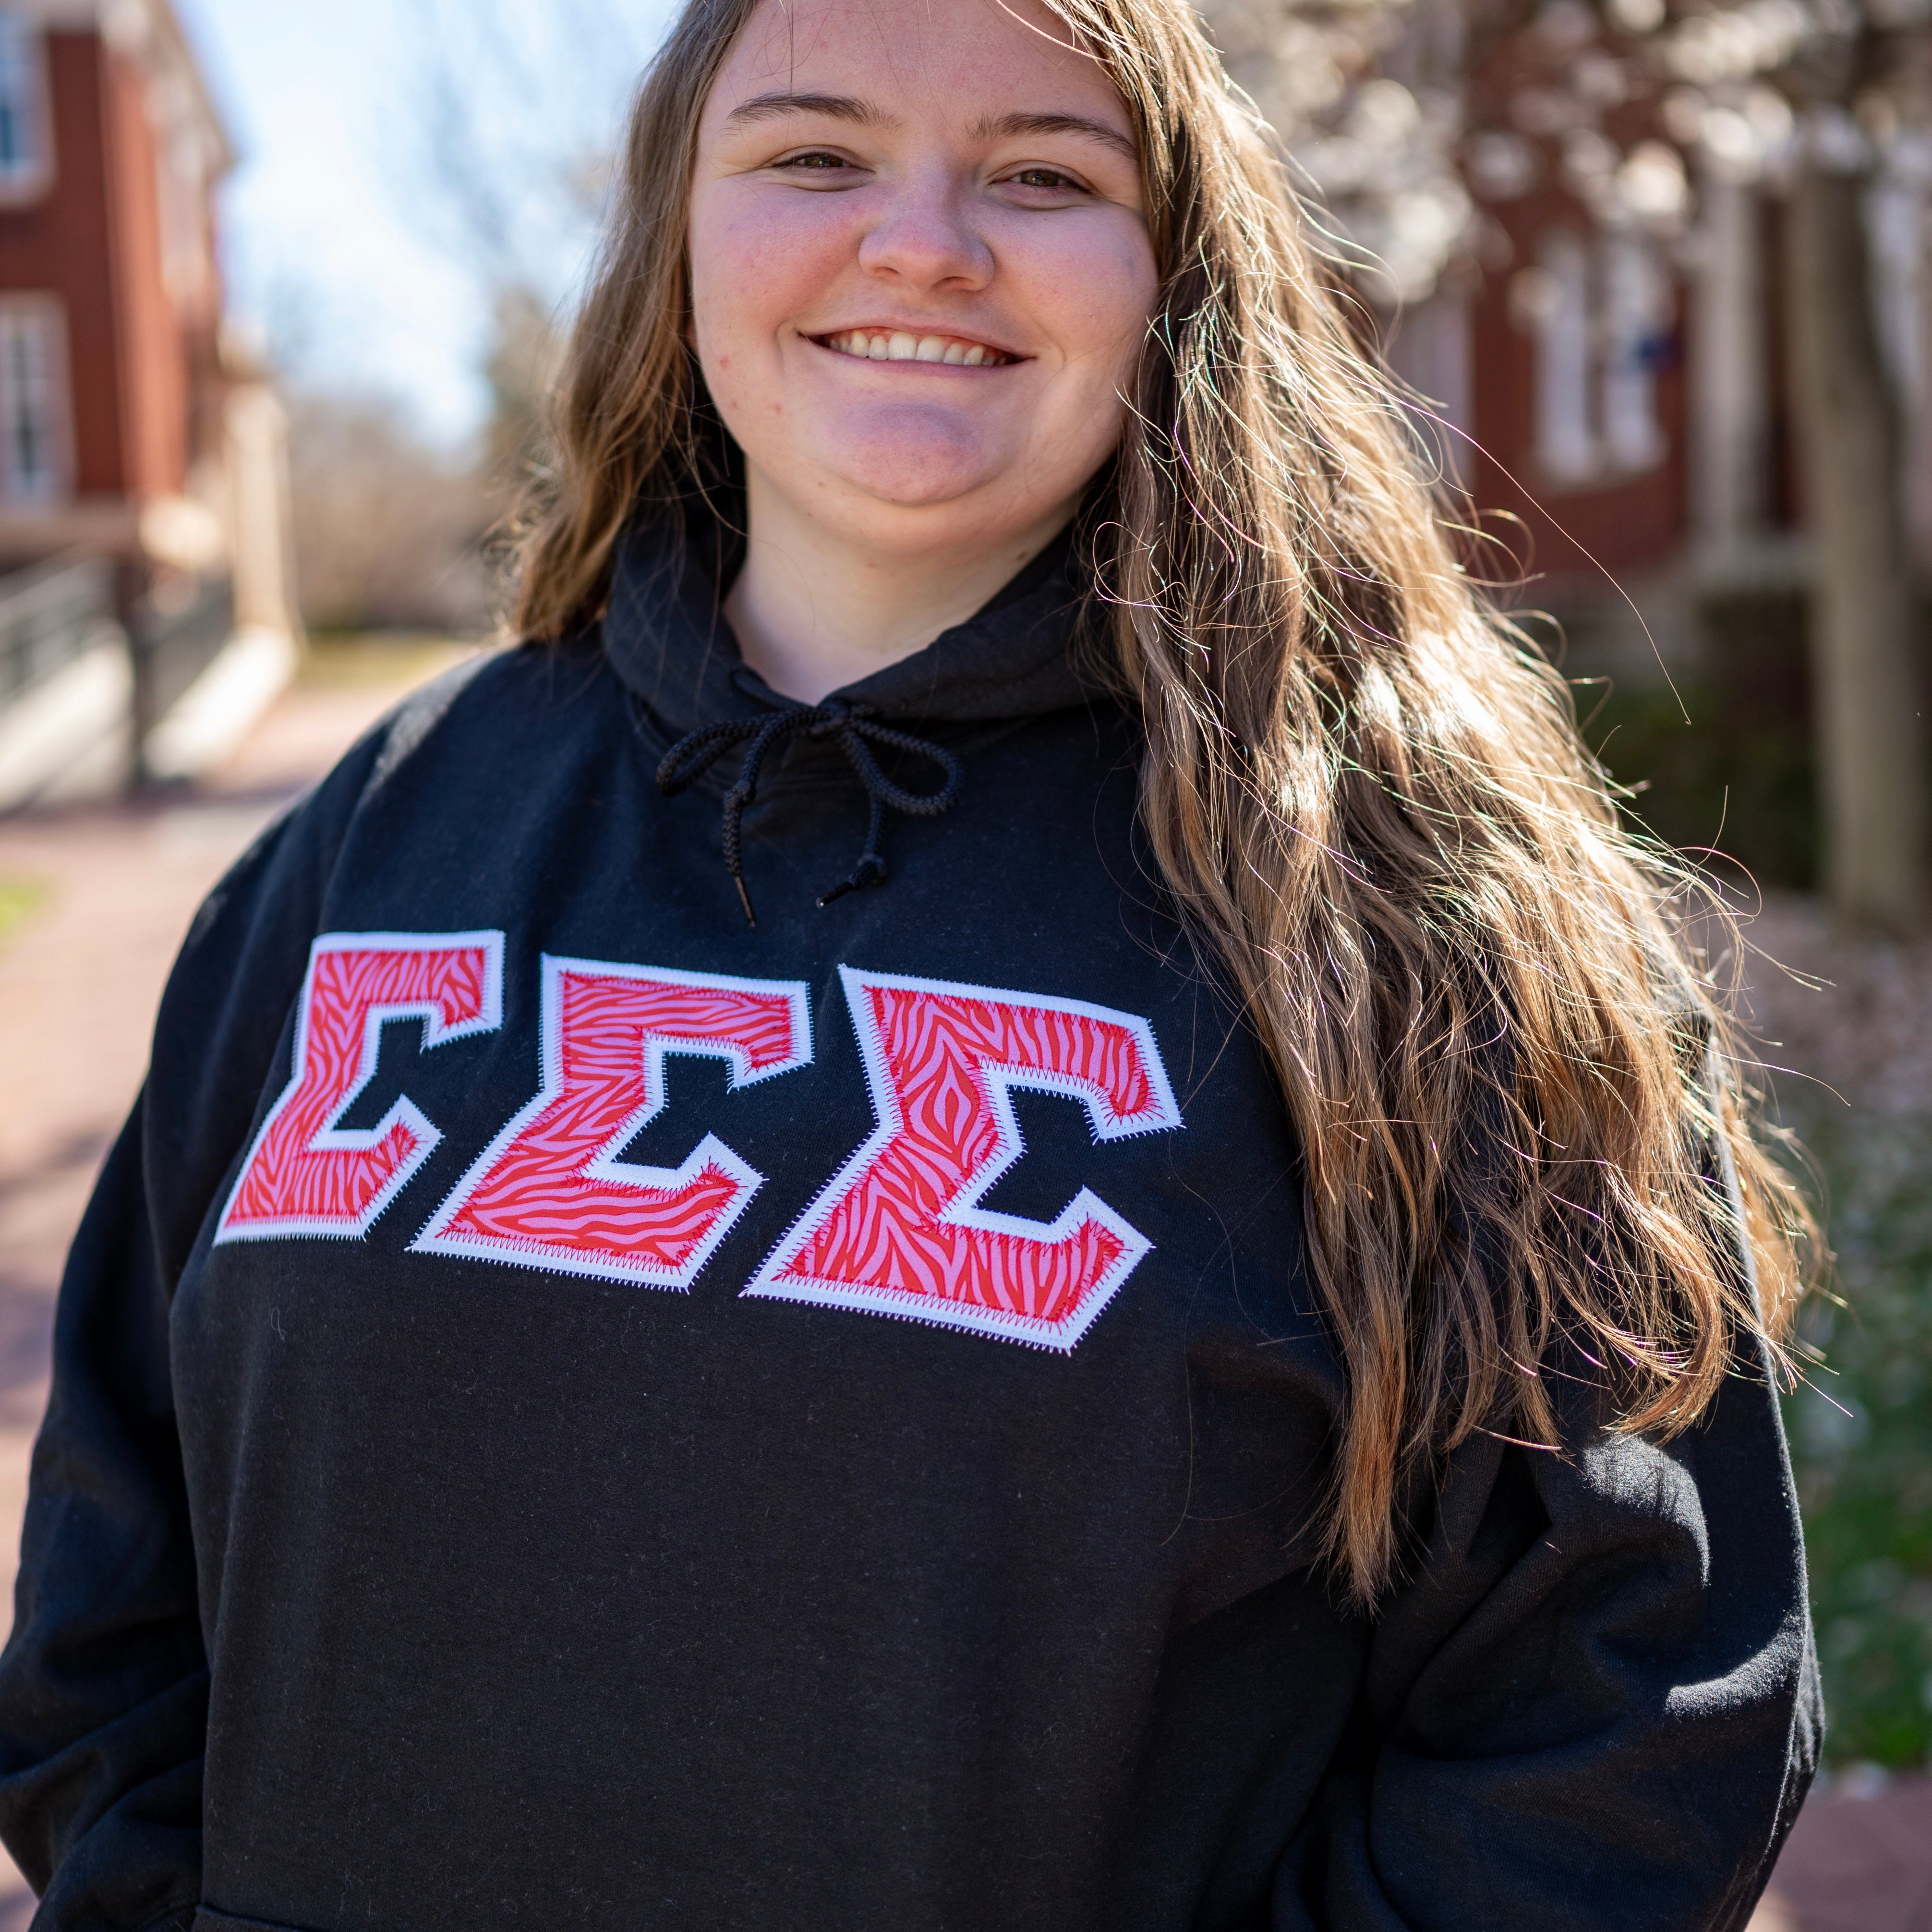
[0,644,1922,1930]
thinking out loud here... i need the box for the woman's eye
[1006,167,1084,192]
[775,151,853,172]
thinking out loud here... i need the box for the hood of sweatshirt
[601,506,1097,743]
[598,507,1108,919]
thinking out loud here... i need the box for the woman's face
[688,0,1159,558]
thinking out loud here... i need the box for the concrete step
[0,625,299,811]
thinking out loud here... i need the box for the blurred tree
[400,0,648,520]
[1776,13,1931,933]
[284,390,491,635]
[483,284,569,511]
[1203,0,1932,933]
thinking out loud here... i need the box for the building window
[0,12,49,200]
[1600,234,1670,474]
[0,300,73,507]
[1532,230,1598,484]
[1514,228,1672,489]
[1386,286,1474,486]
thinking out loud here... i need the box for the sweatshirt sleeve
[0,734,387,1932]
[1276,1352,1821,1932]
[1256,1021,1823,1932]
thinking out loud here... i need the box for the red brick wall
[0,34,127,495]
[1467,199,1689,587]
[1460,27,1692,588]
[0,29,201,505]
[100,37,186,498]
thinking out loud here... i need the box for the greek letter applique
[743,966,1182,1351]
[216,941,1180,1348]
[216,931,506,1243]
[411,957,812,1290]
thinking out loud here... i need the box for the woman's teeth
[821,329,1010,366]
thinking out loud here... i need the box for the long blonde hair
[515,0,1808,1602]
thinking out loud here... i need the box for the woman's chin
[811,408,1019,513]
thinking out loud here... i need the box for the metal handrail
[135,573,236,733]
[0,553,118,710]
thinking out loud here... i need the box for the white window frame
[0,296,75,509]
[0,10,52,205]
[1533,229,1600,484]
[1386,285,1474,487]
[1600,233,1670,475]
[1528,226,1672,491]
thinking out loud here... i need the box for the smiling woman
[687,2,1159,698]
[0,1,1821,1930]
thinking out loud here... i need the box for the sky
[176,0,673,445]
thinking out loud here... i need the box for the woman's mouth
[817,329,1016,367]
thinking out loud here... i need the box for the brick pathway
[0,648,1921,1931]
[1758,1775,1932,1930]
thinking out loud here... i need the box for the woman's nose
[856,175,994,291]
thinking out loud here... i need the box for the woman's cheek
[999,232,1153,398]
[693,196,822,365]
[714,190,862,311]
[1074,231,1160,363]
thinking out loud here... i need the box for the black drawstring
[655,698,964,926]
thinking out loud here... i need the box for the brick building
[1245,0,1889,672]
[0,0,297,808]
[1366,9,1756,612]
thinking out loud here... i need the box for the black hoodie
[0,514,1818,1932]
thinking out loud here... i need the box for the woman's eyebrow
[724,90,895,131]
[971,111,1138,164]
[721,94,1137,165]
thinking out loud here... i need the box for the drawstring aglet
[817,853,887,909]
[734,876,758,927]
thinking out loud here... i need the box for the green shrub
[1781,1107,1932,1766]
[1548,573,1932,1763]
[1572,584,1819,891]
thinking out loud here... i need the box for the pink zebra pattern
[744,966,1182,1351]
[412,957,812,1290]
[216,931,504,1243]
